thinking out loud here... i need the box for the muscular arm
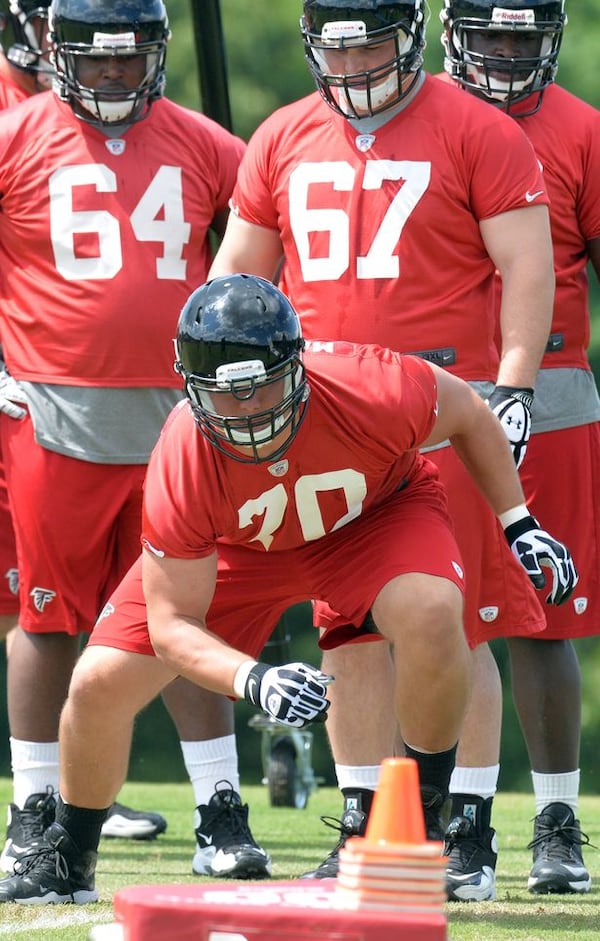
[480,204,554,388]
[142,549,249,696]
[422,365,526,516]
[208,213,284,281]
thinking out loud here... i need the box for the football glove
[487,385,534,470]
[0,366,27,420]
[504,515,578,606]
[244,661,332,728]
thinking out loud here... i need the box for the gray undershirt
[22,383,183,464]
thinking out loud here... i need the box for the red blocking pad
[113,879,447,941]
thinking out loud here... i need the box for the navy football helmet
[175,275,308,464]
[441,1,566,115]
[0,0,53,84]
[49,0,170,126]
[301,1,427,118]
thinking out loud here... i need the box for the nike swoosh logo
[196,833,213,846]
[246,676,258,705]
[525,190,544,203]
[141,537,165,558]
[5,841,29,854]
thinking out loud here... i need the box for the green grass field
[0,780,599,940]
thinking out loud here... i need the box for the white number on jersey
[288,160,431,282]
[238,470,368,550]
[49,164,191,281]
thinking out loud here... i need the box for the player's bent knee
[372,574,462,647]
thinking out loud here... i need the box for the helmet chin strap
[337,70,400,116]
[468,65,536,101]
[78,93,138,124]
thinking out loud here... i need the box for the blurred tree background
[1,0,599,798]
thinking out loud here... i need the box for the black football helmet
[174,275,308,464]
[301,1,426,118]
[441,2,566,115]
[0,0,53,83]
[49,0,170,127]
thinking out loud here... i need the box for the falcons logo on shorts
[30,587,57,613]
[5,567,19,595]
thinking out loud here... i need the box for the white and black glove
[0,366,27,420]
[504,515,578,606]
[243,661,332,728]
[487,385,534,470]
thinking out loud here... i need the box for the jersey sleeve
[464,106,548,220]
[389,352,439,449]
[200,114,247,217]
[577,111,600,242]
[141,403,217,560]
[230,109,289,230]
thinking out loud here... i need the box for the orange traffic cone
[365,757,426,846]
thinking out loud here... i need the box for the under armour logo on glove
[244,661,333,728]
[487,386,534,470]
[504,515,578,605]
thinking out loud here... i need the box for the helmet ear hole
[175,275,308,464]
[48,0,170,126]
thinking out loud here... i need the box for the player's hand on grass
[243,661,333,728]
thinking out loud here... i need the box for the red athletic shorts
[0,448,19,616]
[314,445,547,648]
[0,412,146,635]
[519,423,600,639]
[427,444,546,646]
[89,474,466,658]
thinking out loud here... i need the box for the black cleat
[421,785,447,842]
[527,802,591,894]
[444,813,497,901]
[1,789,57,874]
[193,781,271,879]
[300,808,367,879]
[100,802,167,841]
[0,822,98,904]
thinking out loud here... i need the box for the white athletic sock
[9,738,59,807]
[334,764,381,792]
[180,735,240,807]
[531,770,580,815]
[449,764,499,800]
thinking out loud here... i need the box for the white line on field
[0,909,115,934]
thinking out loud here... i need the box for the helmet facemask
[49,0,169,128]
[178,356,308,464]
[441,3,565,116]
[301,2,426,118]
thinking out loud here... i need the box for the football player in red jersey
[205,0,558,899]
[0,0,270,881]
[438,0,600,897]
[0,274,577,904]
[0,2,53,652]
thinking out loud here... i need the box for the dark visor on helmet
[305,4,415,34]
[54,20,165,47]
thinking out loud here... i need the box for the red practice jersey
[231,75,547,382]
[0,92,245,387]
[0,68,29,110]
[517,84,600,370]
[141,344,439,558]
